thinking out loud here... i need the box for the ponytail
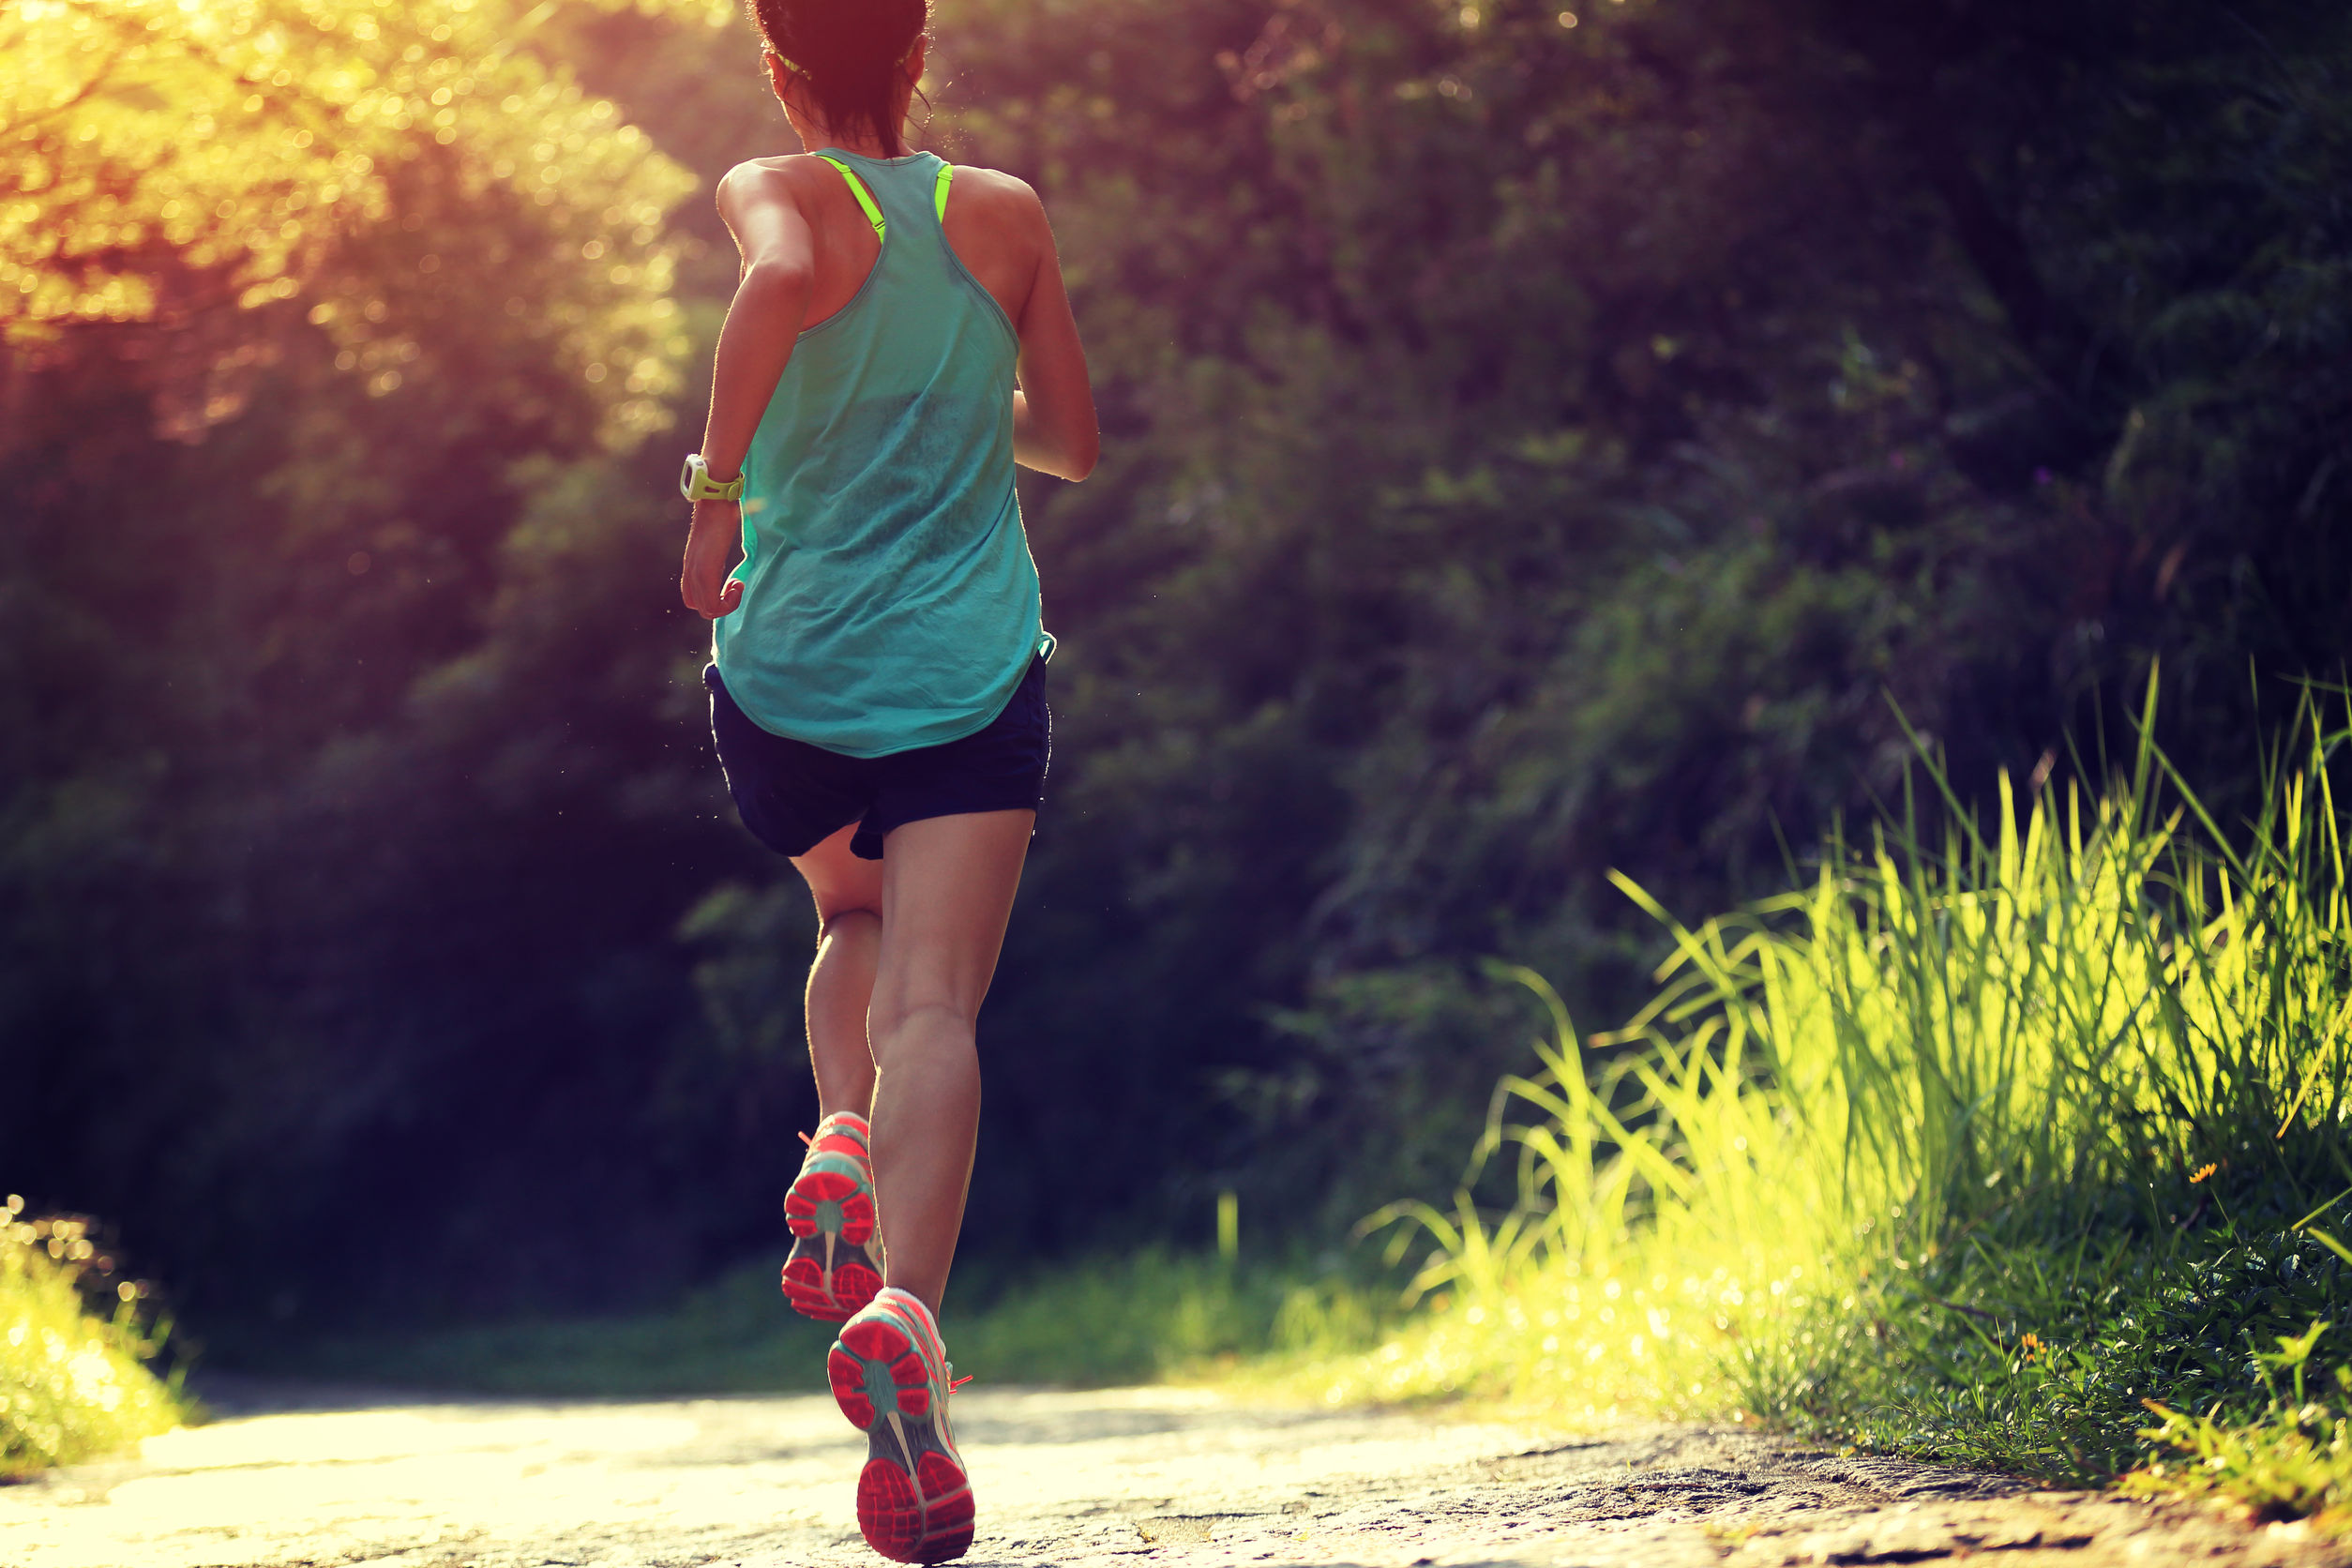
[749,0,929,157]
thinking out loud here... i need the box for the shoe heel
[828,1316,924,1428]
[785,1163,872,1240]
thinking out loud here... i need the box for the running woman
[675,0,1097,1559]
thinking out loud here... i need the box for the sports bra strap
[816,154,886,241]
[934,162,953,222]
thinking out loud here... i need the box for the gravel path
[1,1380,2342,1568]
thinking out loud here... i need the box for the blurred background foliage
[2,0,2347,1349]
[0,1201,183,1473]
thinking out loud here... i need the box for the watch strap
[680,453,745,503]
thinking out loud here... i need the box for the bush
[1304,680,2352,1528]
[0,1205,186,1476]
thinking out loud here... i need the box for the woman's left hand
[680,499,746,620]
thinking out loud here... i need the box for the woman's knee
[867,994,980,1057]
[793,822,884,925]
[816,905,882,946]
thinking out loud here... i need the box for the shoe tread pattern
[782,1123,881,1321]
[830,1307,972,1563]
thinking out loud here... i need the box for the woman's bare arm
[680,160,815,620]
[1004,188,1098,482]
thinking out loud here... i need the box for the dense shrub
[0,1207,184,1476]
[1313,694,2352,1524]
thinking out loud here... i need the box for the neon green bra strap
[817,154,885,241]
[815,157,955,239]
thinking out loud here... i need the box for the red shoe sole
[783,1168,877,1244]
[830,1315,972,1563]
[782,1254,881,1321]
[857,1451,973,1563]
[782,1153,880,1321]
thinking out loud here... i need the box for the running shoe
[828,1287,973,1564]
[782,1111,882,1322]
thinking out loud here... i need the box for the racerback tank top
[711,147,1048,758]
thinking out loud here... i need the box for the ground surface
[0,1379,2342,1568]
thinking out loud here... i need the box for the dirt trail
[1,1380,2342,1568]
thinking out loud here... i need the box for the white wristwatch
[679,453,746,503]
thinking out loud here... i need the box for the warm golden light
[0,0,706,441]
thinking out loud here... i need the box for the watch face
[680,454,703,499]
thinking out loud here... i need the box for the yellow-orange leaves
[2,0,699,444]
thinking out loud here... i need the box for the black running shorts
[705,656,1051,861]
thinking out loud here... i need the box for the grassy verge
[951,1247,1387,1385]
[269,1246,1390,1396]
[1278,679,2352,1529]
[1,1203,188,1476]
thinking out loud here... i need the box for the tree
[2,0,689,438]
[0,0,739,1321]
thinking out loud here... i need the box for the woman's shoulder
[937,162,1055,258]
[940,162,1044,212]
[715,153,892,242]
[716,153,843,204]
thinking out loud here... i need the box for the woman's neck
[800,121,907,159]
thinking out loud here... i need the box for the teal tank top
[712,147,1048,758]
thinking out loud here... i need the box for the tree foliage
[2,0,695,442]
[3,0,2347,1329]
[929,0,2352,1228]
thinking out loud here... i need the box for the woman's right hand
[680,499,746,620]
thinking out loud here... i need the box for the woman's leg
[791,822,886,1117]
[867,808,1034,1316]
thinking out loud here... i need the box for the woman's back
[748,151,1050,339]
[712,149,1047,758]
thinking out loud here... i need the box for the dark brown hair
[748,0,930,158]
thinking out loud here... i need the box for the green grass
[1,1205,188,1476]
[1285,676,2352,1528]
[2127,1317,2352,1532]
[951,1248,1383,1385]
[270,1246,1388,1397]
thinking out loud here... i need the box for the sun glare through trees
[3,0,695,442]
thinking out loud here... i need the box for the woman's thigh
[871,809,1035,1033]
[792,821,885,923]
